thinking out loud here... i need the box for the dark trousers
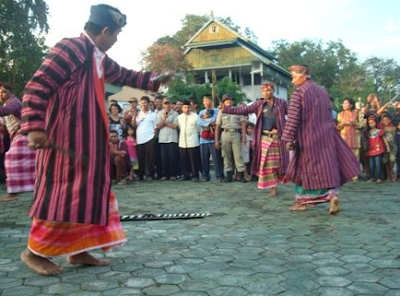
[179,146,201,179]
[397,154,400,177]
[200,142,224,179]
[154,137,163,178]
[137,138,155,178]
[110,155,130,180]
[160,142,179,178]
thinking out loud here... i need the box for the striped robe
[21,34,160,226]
[281,80,360,190]
[223,98,289,176]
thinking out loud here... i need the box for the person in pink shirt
[124,126,137,181]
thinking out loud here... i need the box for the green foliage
[166,75,245,108]
[268,39,399,105]
[0,0,49,96]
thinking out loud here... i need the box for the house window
[242,74,262,86]
[210,26,218,33]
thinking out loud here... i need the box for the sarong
[295,185,338,206]
[258,134,280,189]
[27,192,127,258]
[4,134,35,193]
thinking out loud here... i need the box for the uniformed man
[215,93,247,182]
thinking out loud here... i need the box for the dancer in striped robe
[20,4,171,275]
[282,64,360,214]
[221,83,289,196]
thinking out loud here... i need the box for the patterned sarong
[258,134,280,189]
[295,185,338,206]
[28,192,127,258]
[4,134,35,193]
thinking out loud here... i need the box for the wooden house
[183,18,291,101]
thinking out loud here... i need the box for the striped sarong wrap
[27,191,127,258]
[295,185,338,206]
[4,134,35,194]
[258,134,282,189]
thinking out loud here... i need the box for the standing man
[153,96,164,179]
[132,96,157,181]
[177,101,201,181]
[20,4,170,275]
[281,64,360,214]
[156,97,179,180]
[0,83,35,202]
[197,94,224,182]
[215,93,247,182]
[220,83,288,196]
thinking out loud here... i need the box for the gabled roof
[184,18,277,62]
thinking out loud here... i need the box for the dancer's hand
[27,131,49,149]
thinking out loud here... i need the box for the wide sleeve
[21,38,87,133]
[223,101,260,115]
[281,91,302,142]
[104,57,161,92]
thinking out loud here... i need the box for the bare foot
[329,196,340,215]
[289,204,307,211]
[67,252,110,266]
[21,248,63,275]
[269,187,278,197]
[1,193,18,202]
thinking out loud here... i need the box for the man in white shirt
[132,96,157,181]
[177,101,201,181]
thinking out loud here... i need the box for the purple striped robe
[281,80,360,190]
[223,98,289,176]
[21,34,160,226]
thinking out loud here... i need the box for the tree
[140,44,192,72]
[0,0,49,96]
[363,57,400,102]
[269,39,372,107]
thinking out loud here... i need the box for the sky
[43,0,400,70]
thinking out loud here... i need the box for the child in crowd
[381,114,397,181]
[396,122,400,182]
[124,126,137,182]
[365,117,389,183]
[241,122,254,182]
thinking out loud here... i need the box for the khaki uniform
[216,112,246,173]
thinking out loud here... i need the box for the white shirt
[136,110,156,144]
[156,109,179,143]
[82,31,105,78]
[177,112,200,148]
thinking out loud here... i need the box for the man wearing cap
[281,64,360,214]
[220,83,288,196]
[123,97,138,125]
[215,94,247,182]
[20,4,172,275]
[0,83,35,202]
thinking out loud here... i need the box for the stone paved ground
[0,179,400,296]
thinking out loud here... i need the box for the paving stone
[209,286,250,296]
[154,273,188,284]
[370,259,400,268]
[42,283,81,294]
[142,284,181,295]
[0,277,23,289]
[347,282,388,294]
[81,280,119,291]
[316,266,349,276]
[179,280,218,291]
[103,287,142,295]
[1,286,41,296]
[243,282,285,294]
[124,277,155,288]
[24,275,60,286]
[314,287,355,296]
[380,277,400,289]
[317,276,352,287]
[342,263,378,273]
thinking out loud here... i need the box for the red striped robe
[21,34,160,226]
[281,80,360,190]
[223,98,289,176]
